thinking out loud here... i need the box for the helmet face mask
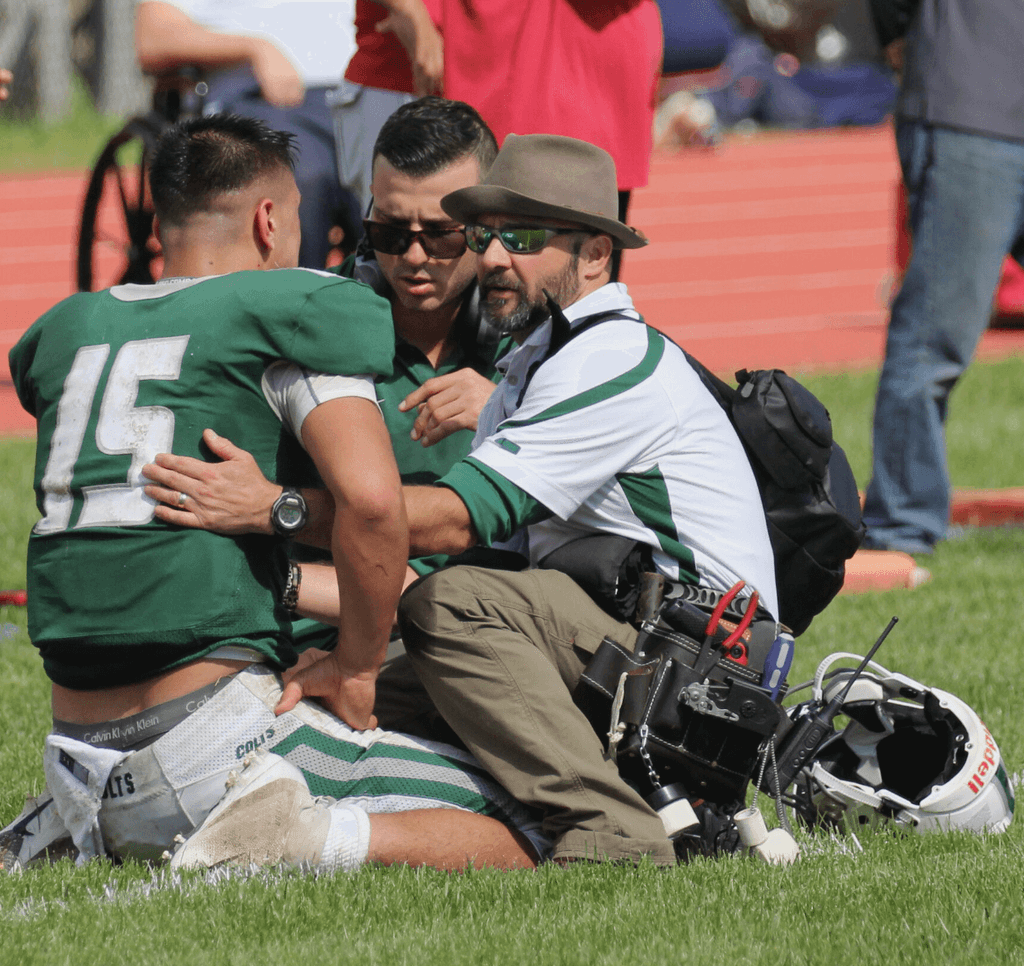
[787,659,1015,836]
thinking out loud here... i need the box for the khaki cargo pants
[394,566,676,866]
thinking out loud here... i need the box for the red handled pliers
[701,580,759,668]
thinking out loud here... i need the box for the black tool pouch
[537,533,652,622]
[582,605,786,807]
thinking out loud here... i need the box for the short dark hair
[373,97,498,180]
[150,113,297,226]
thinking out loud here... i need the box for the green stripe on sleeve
[501,326,665,428]
[617,465,699,583]
[439,458,551,545]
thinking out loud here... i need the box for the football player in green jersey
[1,114,543,873]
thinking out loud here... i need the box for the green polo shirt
[333,257,510,573]
[385,311,508,574]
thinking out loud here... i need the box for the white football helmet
[789,653,1014,835]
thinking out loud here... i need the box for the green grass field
[0,80,123,174]
[2,358,1024,966]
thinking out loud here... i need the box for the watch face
[273,491,307,534]
[277,502,305,528]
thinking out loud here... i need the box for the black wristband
[282,559,302,615]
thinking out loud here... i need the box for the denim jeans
[329,81,415,217]
[862,121,1024,552]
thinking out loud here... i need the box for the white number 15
[35,335,190,534]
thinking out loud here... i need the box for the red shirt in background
[345,0,663,191]
[345,0,443,93]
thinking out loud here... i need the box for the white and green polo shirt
[438,283,779,618]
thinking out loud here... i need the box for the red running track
[4,123,1024,438]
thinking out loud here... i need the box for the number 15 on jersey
[35,335,190,534]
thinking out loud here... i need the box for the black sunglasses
[464,224,583,255]
[362,220,467,258]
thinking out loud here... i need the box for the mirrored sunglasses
[464,224,582,255]
[362,220,467,258]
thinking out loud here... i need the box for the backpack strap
[515,291,641,406]
[518,291,736,412]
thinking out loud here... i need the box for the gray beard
[481,297,543,335]
[480,253,582,336]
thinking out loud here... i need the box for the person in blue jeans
[656,0,734,74]
[861,0,1024,554]
[135,0,361,270]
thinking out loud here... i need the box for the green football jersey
[9,270,395,689]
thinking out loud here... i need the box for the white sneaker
[169,750,331,871]
[0,792,75,871]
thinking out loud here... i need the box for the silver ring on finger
[177,491,188,507]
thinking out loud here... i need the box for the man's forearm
[404,486,478,557]
[302,483,478,559]
[135,1,262,74]
[295,561,424,625]
[301,399,408,673]
[367,0,444,97]
[330,492,407,671]
[293,561,340,625]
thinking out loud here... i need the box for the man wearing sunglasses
[141,134,777,867]
[346,97,504,511]
[391,134,778,866]
[280,96,508,688]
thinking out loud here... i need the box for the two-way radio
[765,616,899,797]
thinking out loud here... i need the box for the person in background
[332,0,663,281]
[861,0,1024,554]
[135,0,360,268]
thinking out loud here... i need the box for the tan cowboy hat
[441,134,648,250]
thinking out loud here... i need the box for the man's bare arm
[135,0,304,106]
[275,397,408,727]
[145,436,478,570]
[404,485,478,557]
[144,428,335,546]
[370,0,444,96]
[291,560,421,627]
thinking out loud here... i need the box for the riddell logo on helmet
[967,725,998,795]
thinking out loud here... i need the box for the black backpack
[537,297,865,635]
[683,358,865,635]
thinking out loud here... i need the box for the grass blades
[2,835,1023,965]
[0,79,123,174]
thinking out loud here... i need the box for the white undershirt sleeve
[261,361,380,445]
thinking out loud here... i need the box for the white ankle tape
[320,804,371,873]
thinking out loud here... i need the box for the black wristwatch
[271,487,308,536]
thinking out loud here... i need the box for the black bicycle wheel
[76,113,167,292]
